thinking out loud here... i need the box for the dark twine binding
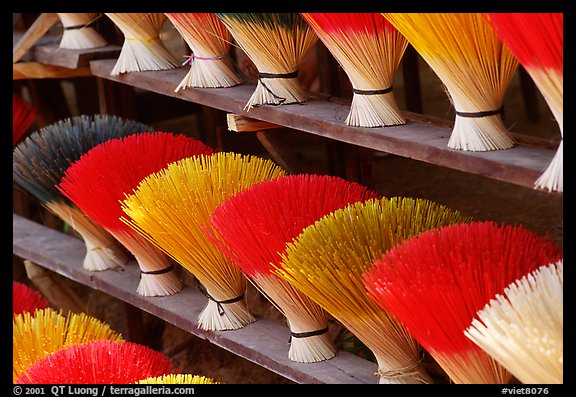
[456,106,505,119]
[253,70,300,107]
[141,264,175,276]
[352,86,393,96]
[197,282,244,315]
[64,21,97,31]
[289,327,329,342]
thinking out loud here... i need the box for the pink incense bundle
[484,13,563,192]
[13,281,49,316]
[57,132,216,297]
[301,13,408,127]
[363,221,563,384]
[207,173,380,363]
[16,339,175,384]
[13,93,37,146]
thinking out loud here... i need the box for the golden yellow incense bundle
[275,197,472,384]
[13,308,123,382]
[465,260,563,384]
[383,13,519,151]
[137,374,220,384]
[57,13,107,49]
[165,13,242,90]
[106,13,180,75]
[121,152,287,331]
[216,13,318,110]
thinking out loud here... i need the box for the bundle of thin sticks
[137,374,219,384]
[465,260,563,384]
[383,13,519,151]
[275,197,472,383]
[57,132,216,297]
[363,221,562,384]
[13,281,49,316]
[57,13,107,50]
[207,174,380,363]
[106,13,180,75]
[120,152,287,331]
[16,339,175,384]
[165,13,242,90]
[13,114,152,272]
[13,93,37,146]
[216,13,318,110]
[484,13,563,192]
[13,308,123,382]
[301,13,407,127]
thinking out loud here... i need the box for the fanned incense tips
[363,221,562,384]
[12,93,36,146]
[276,197,472,383]
[57,13,107,50]
[121,152,286,331]
[207,173,380,362]
[13,114,153,272]
[57,132,216,297]
[137,374,220,384]
[13,281,49,316]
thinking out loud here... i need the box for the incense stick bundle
[57,13,107,50]
[465,260,563,384]
[106,13,180,75]
[13,114,152,272]
[13,93,37,146]
[165,13,242,90]
[383,13,519,151]
[13,308,123,382]
[363,221,563,384]
[301,13,407,127]
[57,132,216,297]
[138,374,219,384]
[120,152,286,331]
[484,13,563,192]
[17,339,175,384]
[275,197,471,383]
[13,281,49,316]
[216,13,318,110]
[207,174,380,363]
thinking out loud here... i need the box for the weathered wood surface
[90,59,559,192]
[13,213,378,384]
[32,44,121,69]
[13,13,59,63]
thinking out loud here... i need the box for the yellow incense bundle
[106,13,180,75]
[57,13,107,49]
[137,374,220,384]
[13,308,123,382]
[275,197,472,383]
[465,260,563,384]
[383,13,519,151]
[165,13,242,90]
[121,152,287,331]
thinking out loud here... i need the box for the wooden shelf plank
[89,59,559,193]
[33,43,121,69]
[12,213,378,385]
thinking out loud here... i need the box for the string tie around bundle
[255,70,300,106]
[141,264,175,276]
[455,106,505,120]
[125,36,160,45]
[374,355,430,384]
[182,53,229,66]
[63,13,103,31]
[352,86,394,96]
[196,281,245,316]
[289,327,330,342]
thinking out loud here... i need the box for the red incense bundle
[484,13,563,192]
[301,13,407,127]
[363,221,563,384]
[13,93,37,146]
[57,132,216,297]
[13,281,49,316]
[207,173,380,363]
[17,339,175,384]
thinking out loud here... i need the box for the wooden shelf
[13,213,378,385]
[90,58,559,192]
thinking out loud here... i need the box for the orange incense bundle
[216,13,318,110]
[301,13,407,127]
[138,374,219,384]
[57,132,216,297]
[13,281,49,316]
[383,13,519,151]
[13,93,37,146]
[57,13,107,50]
[363,221,563,384]
[207,174,380,363]
[165,13,242,90]
[121,152,286,331]
[17,339,175,384]
[484,13,563,192]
